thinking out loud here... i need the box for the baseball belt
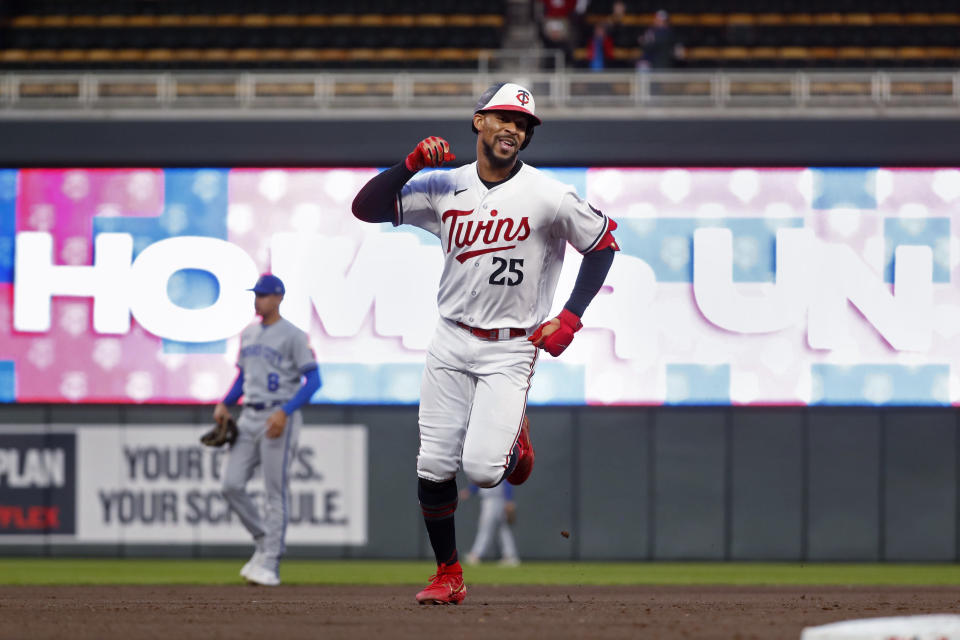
[245,400,285,410]
[455,322,527,341]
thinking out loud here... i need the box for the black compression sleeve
[563,247,615,317]
[351,162,417,223]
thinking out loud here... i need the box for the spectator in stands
[604,0,633,69]
[536,0,581,68]
[607,0,628,40]
[638,9,685,69]
[587,22,615,71]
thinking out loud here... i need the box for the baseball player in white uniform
[352,82,618,605]
[213,274,321,586]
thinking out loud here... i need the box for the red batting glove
[405,136,455,171]
[528,309,583,357]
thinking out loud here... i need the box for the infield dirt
[2,585,958,639]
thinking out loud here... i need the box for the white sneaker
[245,564,280,586]
[498,557,520,567]
[465,553,481,566]
[240,550,264,579]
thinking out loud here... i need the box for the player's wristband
[557,308,583,332]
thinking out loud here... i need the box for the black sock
[418,477,459,567]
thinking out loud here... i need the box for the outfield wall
[1,404,957,562]
[2,118,960,167]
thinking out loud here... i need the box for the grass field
[1,559,959,586]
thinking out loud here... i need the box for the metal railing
[2,69,959,118]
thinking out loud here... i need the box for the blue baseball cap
[249,274,285,295]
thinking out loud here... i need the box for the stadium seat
[0,0,506,70]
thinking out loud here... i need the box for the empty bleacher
[0,0,506,70]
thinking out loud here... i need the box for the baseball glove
[200,414,238,447]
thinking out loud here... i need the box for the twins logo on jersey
[441,208,531,264]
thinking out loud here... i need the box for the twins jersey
[237,317,316,405]
[397,162,612,330]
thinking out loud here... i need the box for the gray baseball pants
[221,406,302,573]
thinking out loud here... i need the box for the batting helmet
[471,82,541,150]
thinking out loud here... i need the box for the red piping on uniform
[455,245,516,263]
[503,347,539,469]
[421,502,459,519]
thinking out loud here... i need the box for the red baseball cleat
[507,415,534,485]
[416,563,466,605]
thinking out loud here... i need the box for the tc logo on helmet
[515,90,530,105]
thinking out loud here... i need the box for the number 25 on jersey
[489,257,524,286]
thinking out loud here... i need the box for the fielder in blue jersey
[213,274,321,586]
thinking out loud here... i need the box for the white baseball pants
[417,318,538,487]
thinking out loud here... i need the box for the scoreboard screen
[1,167,956,406]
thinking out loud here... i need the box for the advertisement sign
[0,433,76,535]
[0,425,366,545]
[1,167,958,405]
